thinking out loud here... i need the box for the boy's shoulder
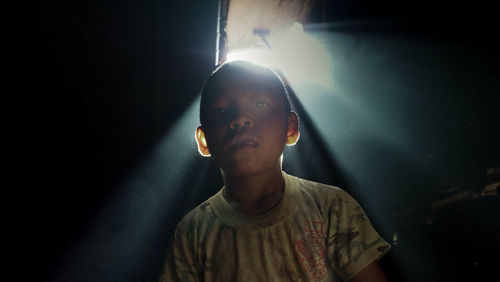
[174,197,219,236]
[286,173,351,203]
[285,173,366,219]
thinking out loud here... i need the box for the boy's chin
[214,151,283,178]
[219,162,281,179]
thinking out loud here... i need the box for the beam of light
[273,27,456,243]
[51,98,208,282]
[122,97,203,237]
[289,30,441,180]
[226,22,333,89]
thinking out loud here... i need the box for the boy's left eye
[256,101,269,108]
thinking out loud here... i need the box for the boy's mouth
[232,142,258,151]
[228,135,258,151]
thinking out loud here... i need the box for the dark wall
[25,0,217,281]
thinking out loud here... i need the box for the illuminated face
[200,83,290,177]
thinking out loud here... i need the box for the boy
[160,60,390,281]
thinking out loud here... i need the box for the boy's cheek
[205,131,226,152]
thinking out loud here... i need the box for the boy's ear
[286,112,300,146]
[195,126,211,157]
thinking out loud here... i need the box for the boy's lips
[228,135,259,151]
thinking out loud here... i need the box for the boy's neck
[221,165,285,216]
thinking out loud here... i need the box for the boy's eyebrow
[207,98,229,108]
[252,92,276,101]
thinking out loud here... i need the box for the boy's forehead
[210,79,282,102]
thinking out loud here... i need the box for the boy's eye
[256,101,269,109]
[213,107,227,114]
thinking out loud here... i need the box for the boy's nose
[229,114,254,130]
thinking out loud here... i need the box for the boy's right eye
[209,107,230,120]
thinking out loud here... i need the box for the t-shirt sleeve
[326,189,391,281]
[159,224,202,282]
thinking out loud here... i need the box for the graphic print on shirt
[296,220,327,281]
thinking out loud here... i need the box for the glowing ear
[286,112,300,146]
[195,126,211,157]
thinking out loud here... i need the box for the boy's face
[197,82,296,177]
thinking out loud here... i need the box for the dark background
[23,0,498,281]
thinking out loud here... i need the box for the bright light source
[227,22,332,89]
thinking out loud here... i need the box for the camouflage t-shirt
[160,172,390,281]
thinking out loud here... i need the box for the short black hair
[199,60,291,126]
